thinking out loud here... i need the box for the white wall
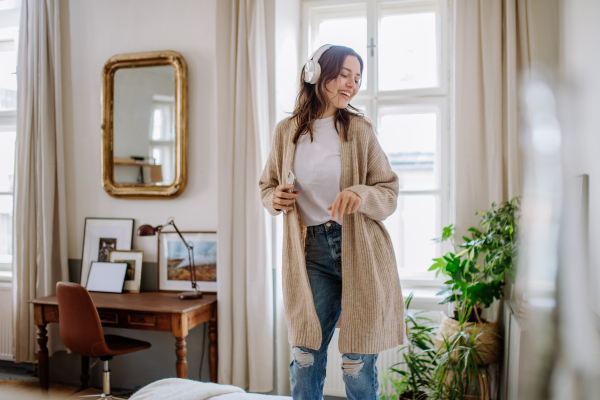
[61,0,218,264]
[559,0,600,317]
[57,0,220,389]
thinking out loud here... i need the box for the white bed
[129,378,292,400]
[212,395,291,400]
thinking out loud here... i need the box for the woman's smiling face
[324,55,361,112]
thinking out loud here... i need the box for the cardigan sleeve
[259,121,284,216]
[345,126,399,221]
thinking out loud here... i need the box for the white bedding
[213,394,291,399]
[129,378,291,400]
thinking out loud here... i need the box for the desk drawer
[99,312,118,324]
[128,314,156,327]
[97,308,171,332]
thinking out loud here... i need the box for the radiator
[321,310,445,397]
[0,284,12,360]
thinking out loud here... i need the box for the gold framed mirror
[101,50,188,199]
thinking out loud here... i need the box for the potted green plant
[427,197,521,399]
[380,293,437,400]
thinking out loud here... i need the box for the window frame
[0,126,16,282]
[302,0,453,288]
[0,118,15,279]
[0,5,20,283]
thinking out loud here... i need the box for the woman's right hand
[273,184,299,211]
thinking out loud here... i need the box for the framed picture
[158,231,217,292]
[108,249,144,293]
[86,261,128,293]
[80,218,134,287]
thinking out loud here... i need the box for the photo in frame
[158,231,217,292]
[80,218,134,287]
[108,249,144,293]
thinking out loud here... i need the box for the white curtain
[217,0,274,392]
[454,0,532,239]
[454,0,535,322]
[12,0,68,363]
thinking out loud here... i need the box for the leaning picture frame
[86,261,128,294]
[108,249,144,293]
[157,231,217,293]
[80,218,134,287]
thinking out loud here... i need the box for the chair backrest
[56,282,106,357]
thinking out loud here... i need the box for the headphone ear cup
[308,62,321,84]
[303,60,314,83]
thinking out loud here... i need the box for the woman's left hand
[327,190,362,221]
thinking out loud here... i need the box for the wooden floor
[0,379,130,399]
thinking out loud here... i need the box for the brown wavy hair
[289,45,365,144]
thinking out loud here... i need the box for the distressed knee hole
[293,347,314,367]
[342,355,364,378]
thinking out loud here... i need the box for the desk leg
[80,355,90,389]
[36,324,49,391]
[209,320,217,383]
[175,337,187,379]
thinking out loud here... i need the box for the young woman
[259,44,405,400]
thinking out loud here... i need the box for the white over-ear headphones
[304,44,334,84]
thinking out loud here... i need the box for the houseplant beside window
[428,197,521,399]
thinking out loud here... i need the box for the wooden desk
[29,291,217,391]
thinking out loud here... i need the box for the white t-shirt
[293,115,342,226]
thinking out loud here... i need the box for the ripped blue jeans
[289,220,379,400]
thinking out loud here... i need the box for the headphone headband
[311,44,333,64]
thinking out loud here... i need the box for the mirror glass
[113,65,175,186]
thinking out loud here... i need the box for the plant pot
[434,316,502,366]
[442,368,491,400]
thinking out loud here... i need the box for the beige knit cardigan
[259,115,406,354]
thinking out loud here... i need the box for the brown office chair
[56,282,151,399]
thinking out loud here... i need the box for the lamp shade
[137,224,158,236]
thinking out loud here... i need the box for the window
[303,0,452,284]
[0,2,20,283]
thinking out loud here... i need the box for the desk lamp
[137,217,203,300]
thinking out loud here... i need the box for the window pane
[314,16,368,90]
[151,108,164,141]
[379,110,438,190]
[151,102,174,141]
[0,131,15,192]
[379,11,438,91]
[0,195,12,264]
[383,195,438,275]
[0,47,17,111]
